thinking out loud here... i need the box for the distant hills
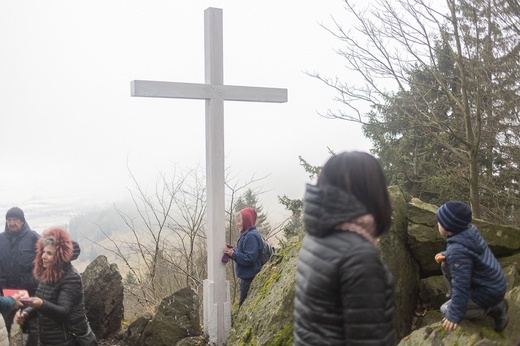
[0,197,95,234]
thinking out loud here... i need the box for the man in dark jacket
[0,207,40,345]
[223,207,263,306]
[436,201,508,332]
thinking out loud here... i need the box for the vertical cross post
[130,7,287,345]
[204,7,228,345]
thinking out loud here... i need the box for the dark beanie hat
[6,207,25,223]
[436,201,472,233]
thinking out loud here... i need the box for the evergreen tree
[234,188,271,236]
[315,0,520,224]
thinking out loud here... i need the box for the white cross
[130,7,287,345]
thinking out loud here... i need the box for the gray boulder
[406,200,520,345]
[124,287,201,346]
[399,285,520,345]
[378,186,419,341]
[82,255,124,339]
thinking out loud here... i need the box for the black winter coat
[26,263,90,346]
[294,184,395,346]
[0,223,40,295]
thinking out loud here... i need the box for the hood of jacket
[4,221,32,236]
[240,207,257,232]
[303,184,368,238]
[33,227,73,283]
[446,225,484,255]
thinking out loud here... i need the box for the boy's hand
[442,317,458,331]
[435,253,446,263]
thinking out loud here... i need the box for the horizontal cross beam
[131,80,288,103]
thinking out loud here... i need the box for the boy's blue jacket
[444,225,506,323]
[231,226,262,280]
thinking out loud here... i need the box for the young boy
[435,201,508,332]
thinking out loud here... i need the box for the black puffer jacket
[35,263,90,345]
[25,228,90,346]
[294,184,395,346]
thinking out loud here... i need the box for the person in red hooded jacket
[223,207,263,306]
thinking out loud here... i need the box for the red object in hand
[435,253,446,263]
[2,289,29,297]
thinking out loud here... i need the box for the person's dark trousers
[24,316,39,346]
[441,261,452,297]
[239,278,253,306]
[2,309,39,346]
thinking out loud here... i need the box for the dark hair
[317,151,392,236]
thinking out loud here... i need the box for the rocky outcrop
[400,286,520,345]
[377,186,419,342]
[227,236,300,345]
[406,198,520,277]
[124,287,203,345]
[82,255,124,339]
[117,187,520,345]
[227,187,520,345]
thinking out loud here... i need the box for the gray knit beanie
[5,207,26,223]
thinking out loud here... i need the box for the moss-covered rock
[398,316,512,345]
[124,288,200,346]
[403,254,520,345]
[418,276,447,309]
[378,186,419,341]
[227,236,300,345]
[503,287,520,342]
[226,190,520,345]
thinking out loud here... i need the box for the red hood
[240,207,257,231]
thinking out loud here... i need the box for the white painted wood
[131,80,287,102]
[131,7,287,345]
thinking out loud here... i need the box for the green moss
[257,272,281,299]
[466,333,480,346]
[479,327,497,339]
[236,326,254,346]
[266,322,294,346]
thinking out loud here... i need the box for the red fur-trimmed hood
[33,227,73,283]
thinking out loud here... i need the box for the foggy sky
[0,0,371,223]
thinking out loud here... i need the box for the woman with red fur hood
[15,227,97,346]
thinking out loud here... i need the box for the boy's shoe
[488,299,509,332]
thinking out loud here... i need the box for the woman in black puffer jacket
[294,152,395,346]
[15,227,97,346]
